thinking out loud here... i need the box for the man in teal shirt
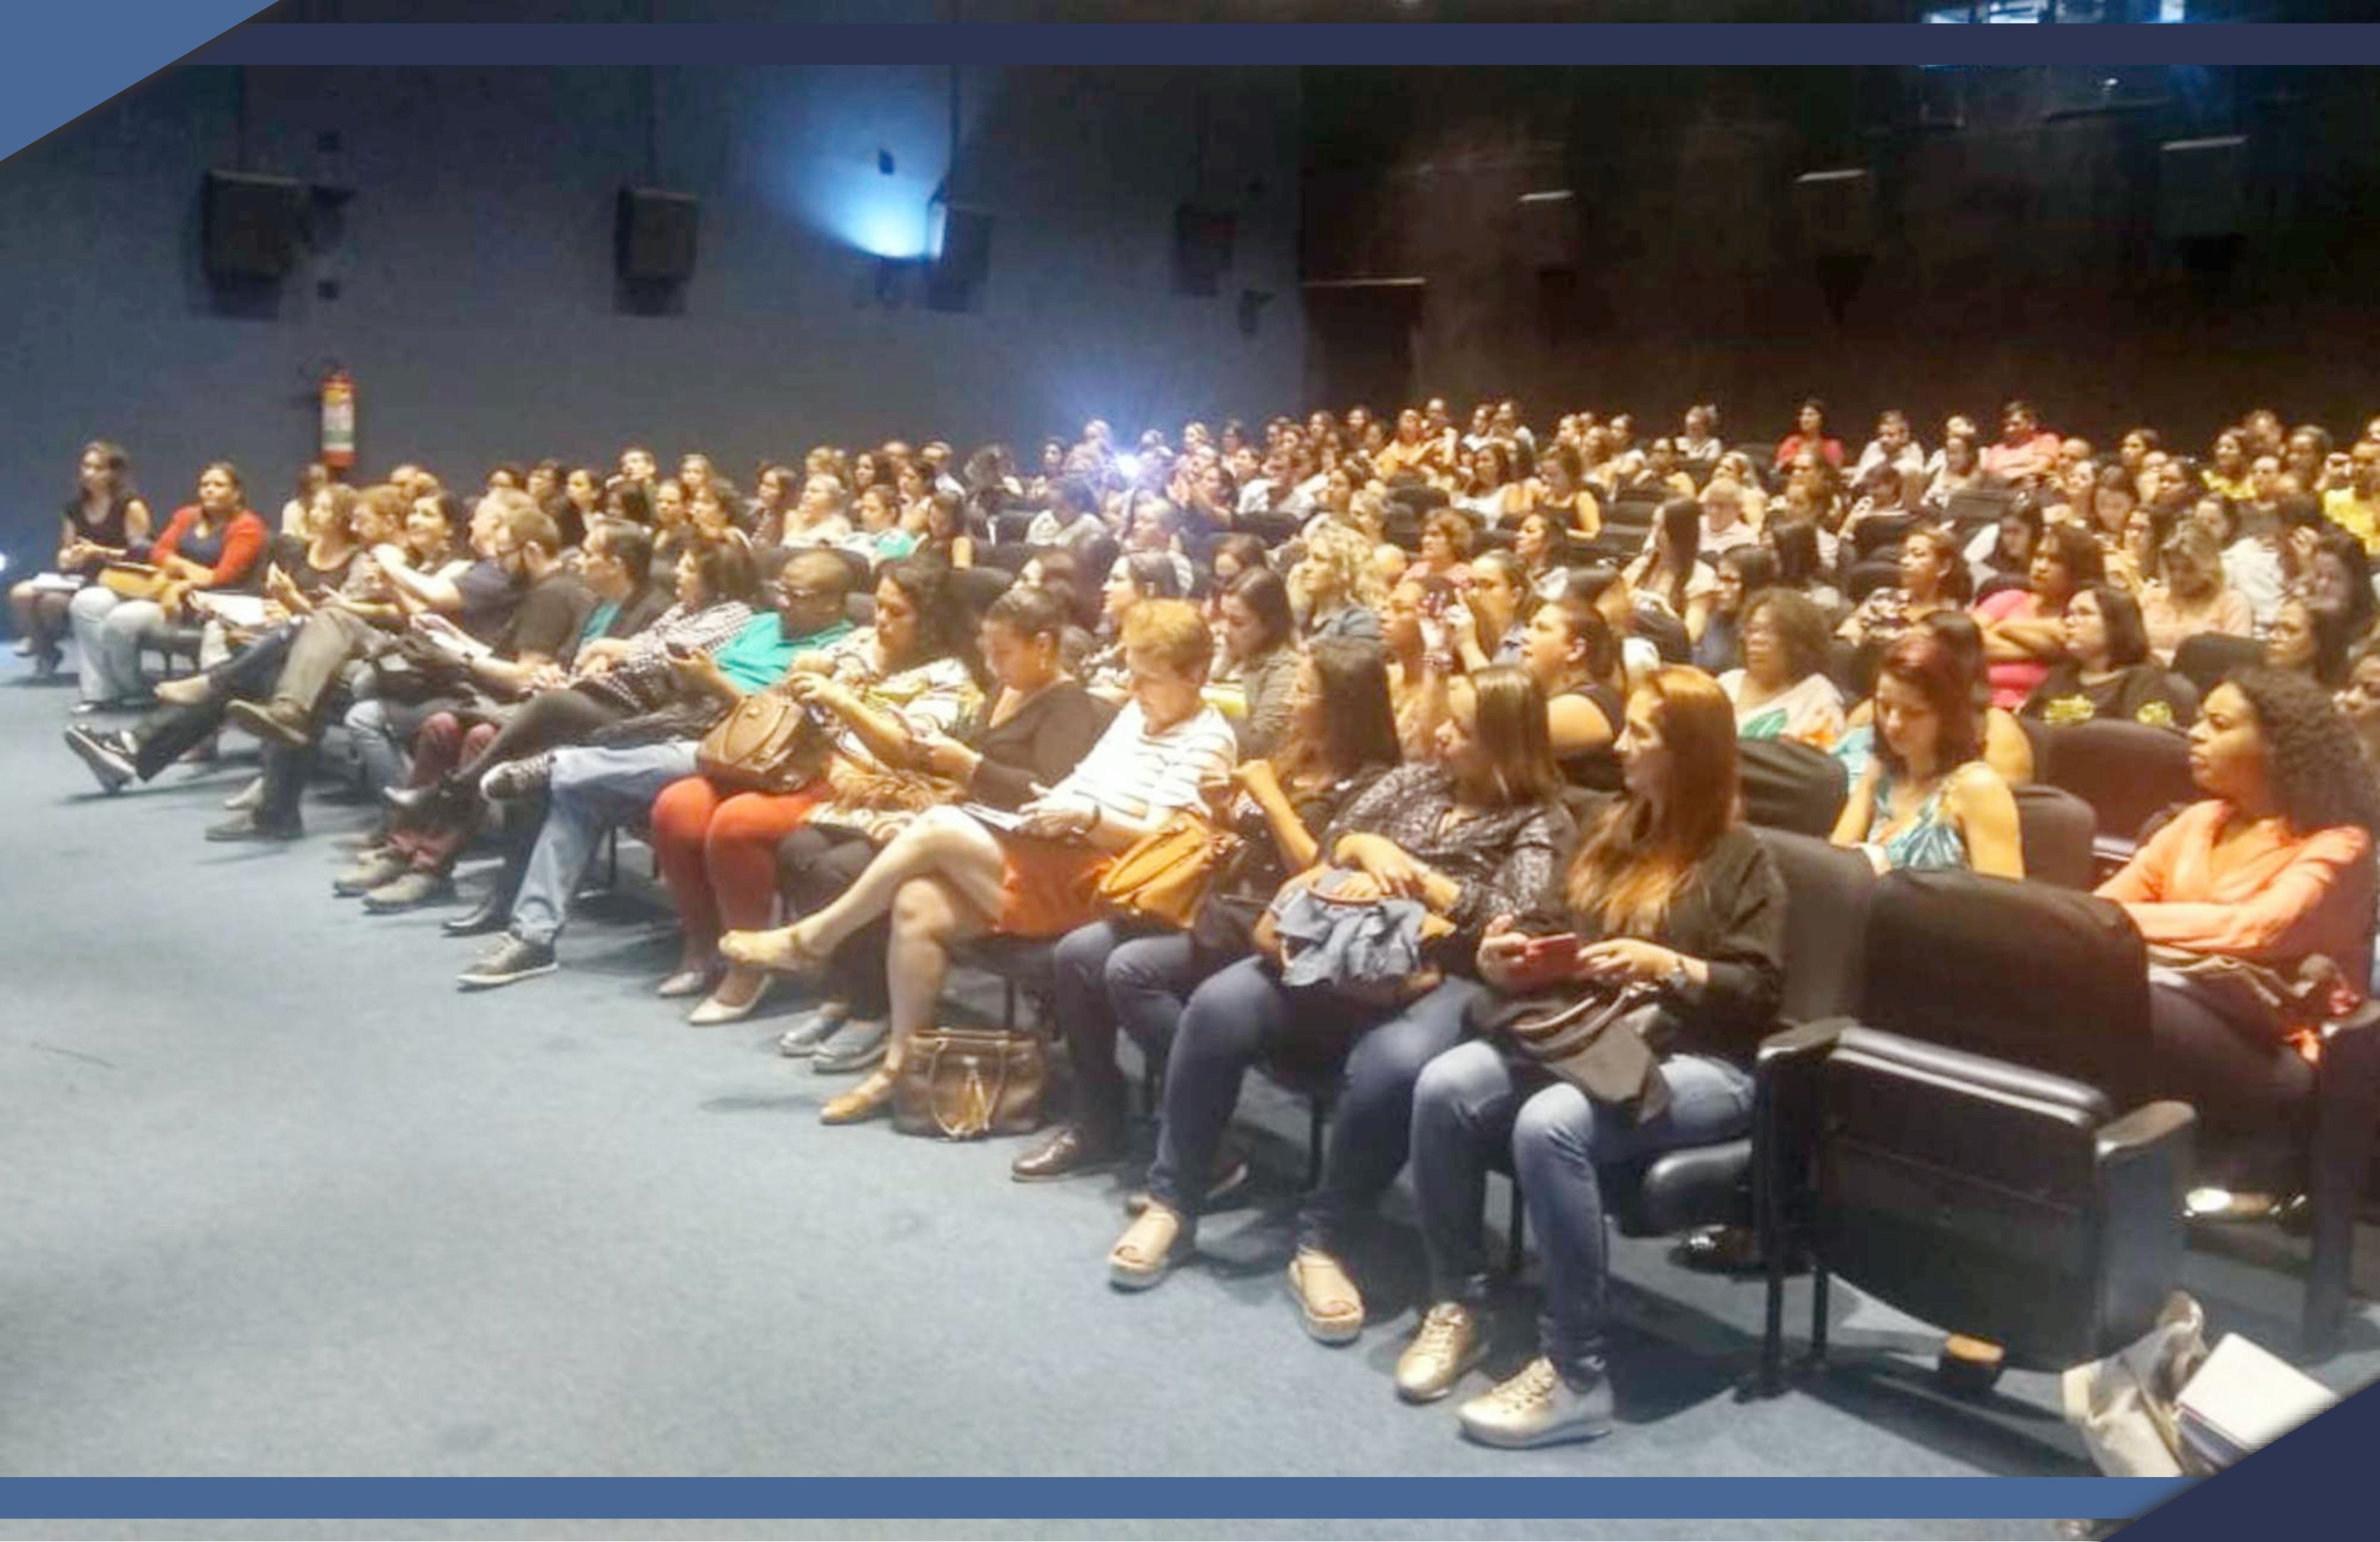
[453,547,860,985]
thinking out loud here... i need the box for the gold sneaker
[1394,1302,1486,1403]
[1457,1356,1614,1449]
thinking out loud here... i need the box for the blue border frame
[0,1477,2187,1520]
[8,2,2380,1531]
[182,21,2380,68]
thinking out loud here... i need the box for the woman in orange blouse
[2097,668,2379,1200]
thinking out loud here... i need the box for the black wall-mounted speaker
[616,186,700,284]
[204,169,303,282]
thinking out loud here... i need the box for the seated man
[447,548,860,983]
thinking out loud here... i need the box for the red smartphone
[1506,932,1580,990]
[1522,933,1580,970]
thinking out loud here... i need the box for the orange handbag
[1093,811,1243,930]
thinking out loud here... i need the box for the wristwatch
[1657,962,1695,1000]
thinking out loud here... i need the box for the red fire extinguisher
[320,369,357,471]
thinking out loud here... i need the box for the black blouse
[965,680,1115,810]
[1530,812,1788,1067]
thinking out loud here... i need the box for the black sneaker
[457,935,557,990]
[63,726,136,794]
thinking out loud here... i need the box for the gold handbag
[892,1026,1047,1140]
[99,562,168,602]
[694,692,833,792]
[1094,812,1243,930]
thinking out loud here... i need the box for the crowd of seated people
[26,391,2380,1451]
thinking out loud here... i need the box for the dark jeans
[127,625,299,779]
[2147,976,2317,1181]
[1412,1040,1754,1377]
[1146,955,1482,1250]
[778,825,891,1018]
[1048,918,1226,1134]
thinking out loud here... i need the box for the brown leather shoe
[1010,1121,1123,1183]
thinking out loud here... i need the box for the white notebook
[2174,1333,2338,1466]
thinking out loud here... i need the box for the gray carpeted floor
[2,653,2375,1540]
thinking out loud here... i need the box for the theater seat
[2036,717,2199,873]
[1738,738,1848,837]
[1762,870,2198,1376]
[2172,631,2262,700]
[1777,1025,2194,1373]
[2012,782,2096,890]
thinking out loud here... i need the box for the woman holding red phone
[1399,666,1787,1449]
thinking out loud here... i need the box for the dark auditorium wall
[0,64,1299,559]
[1300,66,2380,451]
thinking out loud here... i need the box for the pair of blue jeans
[1048,919,1223,1135]
[1411,1040,1753,1376]
[1146,955,1482,1252]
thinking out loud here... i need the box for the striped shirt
[1046,700,1238,832]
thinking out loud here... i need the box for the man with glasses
[452,549,858,988]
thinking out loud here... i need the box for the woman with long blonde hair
[1398,667,1788,1448]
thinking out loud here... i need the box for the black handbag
[1465,982,1675,1123]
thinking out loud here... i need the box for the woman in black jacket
[1399,665,1786,1449]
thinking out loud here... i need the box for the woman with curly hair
[2098,668,2380,1210]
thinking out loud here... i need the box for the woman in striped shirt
[722,599,1237,1125]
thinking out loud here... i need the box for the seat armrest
[2095,1100,2197,1165]
[1755,1017,1850,1075]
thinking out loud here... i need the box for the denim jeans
[1411,1040,1753,1376]
[68,588,167,704]
[1049,919,1222,1133]
[1146,955,1481,1250]
[510,740,698,947]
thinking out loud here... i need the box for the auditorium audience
[41,390,2380,1433]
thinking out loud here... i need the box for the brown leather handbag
[695,691,833,792]
[892,1026,1047,1140]
[1094,811,1243,930]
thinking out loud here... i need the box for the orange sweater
[2097,800,2375,1002]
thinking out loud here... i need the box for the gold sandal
[820,1067,896,1125]
[719,922,828,977]
[1287,1247,1366,1344]
[1109,1203,1191,1290]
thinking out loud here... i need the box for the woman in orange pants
[648,560,982,1024]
